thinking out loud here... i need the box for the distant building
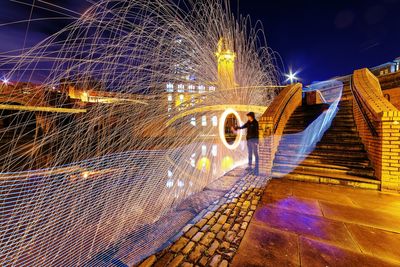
[370,57,400,76]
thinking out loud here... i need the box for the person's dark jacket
[236,120,259,140]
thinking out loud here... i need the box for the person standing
[233,112,259,175]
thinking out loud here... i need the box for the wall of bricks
[258,83,302,176]
[352,69,400,192]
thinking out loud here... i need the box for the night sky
[0,0,399,84]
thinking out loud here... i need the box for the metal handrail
[349,76,379,137]
[273,86,300,134]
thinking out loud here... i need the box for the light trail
[0,0,279,265]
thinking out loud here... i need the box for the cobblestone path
[137,168,270,267]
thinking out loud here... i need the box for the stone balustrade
[258,83,303,176]
[352,68,400,192]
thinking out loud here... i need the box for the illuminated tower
[216,38,236,90]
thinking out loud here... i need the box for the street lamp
[2,78,9,85]
[285,70,299,84]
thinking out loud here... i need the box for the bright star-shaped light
[284,69,300,84]
[2,78,9,85]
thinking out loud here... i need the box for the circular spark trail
[219,108,243,150]
[0,0,279,266]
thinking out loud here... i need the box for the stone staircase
[272,88,380,190]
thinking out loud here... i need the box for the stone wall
[352,69,400,192]
[258,83,303,176]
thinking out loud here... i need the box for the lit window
[168,170,173,177]
[212,145,217,157]
[177,84,185,93]
[166,83,174,92]
[168,95,173,102]
[198,85,205,93]
[179,94,184,101]
[212,116,218,127]
[188,85,195,92]
[202,116,207,126]
[177,180,184,187]
[209,86,216,92]
[191,117,196,126]
[202,145,207,156]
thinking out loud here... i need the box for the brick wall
[259,83,302,176]
[352,69,400,192]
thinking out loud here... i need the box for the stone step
[324,126,358,132]
[279,136,362,144]
[272,170,380,190]
[316,143,364,151]
[334,113,354,118]
[336,106,353,112]
[281,132,360,140]
[284,126,358,134]
[278,142,365,152]
[274,155,371,169]
[337,105,353,110]
[310,148,369,158]
[284,121,356,129]
[334,115,354,120]
[319,138,363,145]
[276,149,369,160]
[273,162,375,179]
[331,121,356,127]
[272,98,378,190]
[323,132,360,138]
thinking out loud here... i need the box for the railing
[259,83,303,175]
[350,76,379,137]
[273,85,302,134]
[351,68,400,191]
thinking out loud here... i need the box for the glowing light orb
[219,108,243,150]
[221,156,234,171]
[196,157,211,172]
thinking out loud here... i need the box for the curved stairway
[272,88,380,190]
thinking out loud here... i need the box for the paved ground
[137,168,269,267]
[232,179,400,267]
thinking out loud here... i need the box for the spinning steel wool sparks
[0,0,280,266]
